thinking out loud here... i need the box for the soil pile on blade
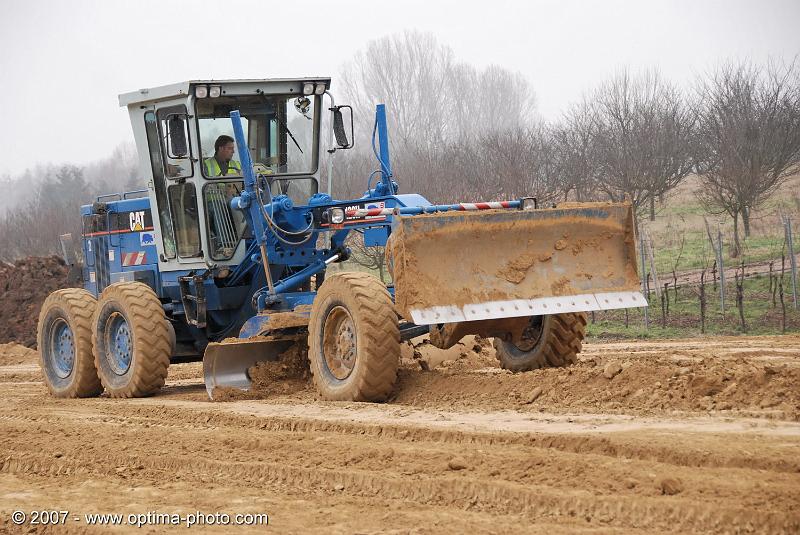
[387,204,639,319]
[212,343,311,402]
[0,256,76,347]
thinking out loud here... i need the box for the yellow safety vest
[204,158,241,177]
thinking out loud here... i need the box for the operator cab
[119,79,332,271]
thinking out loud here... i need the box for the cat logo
[129,211,146,232]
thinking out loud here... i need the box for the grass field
[643,175,800,274]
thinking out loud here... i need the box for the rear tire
[494,312,587,371]
[38,289,103,398]
[308,272,399,401]
[92,282,171,398]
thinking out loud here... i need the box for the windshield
[195,94,318,178]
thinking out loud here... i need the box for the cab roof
[118,77,332,107]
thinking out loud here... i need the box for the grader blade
[387,202,646,325]
[202,310,310,399]
[202,337,295,399]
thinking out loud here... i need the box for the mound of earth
[0,343,38,366]
[399,335,800,420]
[0,256,76,348]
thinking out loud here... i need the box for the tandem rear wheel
[38,289,104,398]
[92,282,172,398]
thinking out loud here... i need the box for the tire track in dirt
[2,399,799,473]
[3,336,800,533]
[2,410,799,534]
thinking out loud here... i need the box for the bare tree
[591,69,696,223]
[336,31,538,205]
[551,99,602,202]
[344,232,389,282]
[694,60,800,256]
[340,31,535,152]
[339,30,456,154]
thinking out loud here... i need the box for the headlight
[303,82,315,95]
[329,208,345,224]
[314,82,326,95]
[209,85,221,98]
[195,85,208,98]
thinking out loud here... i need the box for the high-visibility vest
[204,158,241,177]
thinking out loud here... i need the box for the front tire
[38,289,103,398]
[92,282,171,397]
[308,272,399,401]
[494,312,587,371]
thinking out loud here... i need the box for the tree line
[0,145,138,262]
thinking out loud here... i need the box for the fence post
[639,229,649,328]
[717,228,725,317]
[699,270,707,334]
[646,231,661,299]
[785,216,798,310]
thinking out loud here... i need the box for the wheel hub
[49,319,75,378]
[514,316,545,352]
[105,313,133,375]
[322,306,357,380]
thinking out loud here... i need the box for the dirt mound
[398,335,800,420]
[0,256,76,348]
[212,343,311,402]
[0,343,38,365]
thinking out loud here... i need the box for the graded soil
[1,335,799,533]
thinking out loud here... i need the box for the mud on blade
[387,202,645,325]
[202,337,295,399]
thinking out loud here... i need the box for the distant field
[643,174,800,275]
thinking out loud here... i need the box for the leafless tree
[591,69,696,223]
[551,99,602,202]
[340,31,535,152]
[344,232,389,283]
[336,31,539,205]
[693,60,800,256]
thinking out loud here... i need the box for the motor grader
[37,77,645,401]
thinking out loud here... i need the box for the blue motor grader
[37,77,645,401]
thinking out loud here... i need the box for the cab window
[167,182,201,258]
[157,105,193,179]
[144,111,177,258]
[196,94,318,178]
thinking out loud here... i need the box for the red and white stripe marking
[457,201,513,210]
[346,207,394,218]
[121,251,147,266]
[344,201,514,219]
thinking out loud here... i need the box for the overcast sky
[1,0,798,176]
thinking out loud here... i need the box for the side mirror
[166,114,189,158]
[331,105,354,150]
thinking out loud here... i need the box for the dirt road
[1,336,800,534]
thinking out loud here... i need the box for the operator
[204,135,242,177]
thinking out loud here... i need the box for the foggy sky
[1,0,798,177]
